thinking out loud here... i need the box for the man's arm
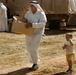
[32,12,47,28]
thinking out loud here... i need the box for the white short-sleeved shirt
[64,40,75,54]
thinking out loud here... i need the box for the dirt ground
[0,29,76,75]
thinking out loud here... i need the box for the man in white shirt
[69,0,76,13]
[0,2,8,31]
[68,0,76,25]
[25,1,47,70]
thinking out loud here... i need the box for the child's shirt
[64,40,75,54]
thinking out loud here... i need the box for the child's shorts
[66,53,75,62]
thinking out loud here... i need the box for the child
[63,33,75,73]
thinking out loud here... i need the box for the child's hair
[66,33,73,38]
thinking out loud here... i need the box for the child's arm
[69,39,75,46]
[62,45,67,49]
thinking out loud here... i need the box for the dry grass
[0,29,76,75]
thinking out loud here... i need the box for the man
[68,0,76,25]
[25,1,47,70]
[69,0,76,13]
[0,2,8,31]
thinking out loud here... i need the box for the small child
[63,33,75,73]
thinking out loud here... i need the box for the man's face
[30,4,37,13]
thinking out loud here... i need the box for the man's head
[66,33,73,41]
[30,1,38,13]
[30,4,37,13]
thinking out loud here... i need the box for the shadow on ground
[52,72,66,75]
[52,72,74,75]
[45,29,76,36]
[0,67,34,75]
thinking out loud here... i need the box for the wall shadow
[45,29,76,36]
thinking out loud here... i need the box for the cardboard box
[11,20,34,36]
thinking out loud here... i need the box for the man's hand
[25,23,32,28]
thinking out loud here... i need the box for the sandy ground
[0,29,76,75]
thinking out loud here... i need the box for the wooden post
[6,0,15,3]
[41,0,42,7]
[6,0,8,3]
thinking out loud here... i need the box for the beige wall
[0,0,69,15]
[42,0,69,14]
